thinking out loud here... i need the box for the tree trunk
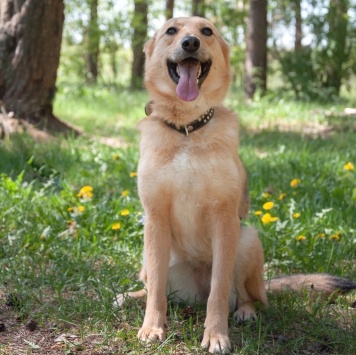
[192,0,205,18]
[244,0,268,100]
[294,0,302,51]
[166,0,174,20]
[0,0,79,135]
[324,0,349,95]
[86,0,100,84]
[130,0,148,90]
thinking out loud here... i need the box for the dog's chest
[139,142,241,260]
[170,145,237,196]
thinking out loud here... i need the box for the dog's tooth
[177,65,180,77]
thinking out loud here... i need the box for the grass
[0,84,355,354]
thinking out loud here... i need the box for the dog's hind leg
[114,289,147,307]
[232,226,268,323]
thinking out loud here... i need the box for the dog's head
[144,17,230,106]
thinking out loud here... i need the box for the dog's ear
[144,36,156,59]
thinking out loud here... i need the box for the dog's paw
[233,304,257,324]
[113,293,126,307]
[201,331,231,354]
[138,326,166,343]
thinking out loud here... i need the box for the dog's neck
[165,107,214,136]
[145,100,214,136]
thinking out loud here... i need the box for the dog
[117,17,356,354]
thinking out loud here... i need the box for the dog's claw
[138,326,166,343]
[113,293,125,307]
[201,332,231,354]
[233,304,257,324]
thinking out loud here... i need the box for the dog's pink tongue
[176,62,200,101]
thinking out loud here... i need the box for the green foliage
[279,47,333,100]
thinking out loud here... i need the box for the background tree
[323,0,349,95]
[244,0,268,99]
[192,0,205,17]
[86,0,100,84]
[293,0,302,51]
[166,0,175,19]
[130,0,148,90]
[0,0,76,133]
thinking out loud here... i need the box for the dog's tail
[265,273,356,296]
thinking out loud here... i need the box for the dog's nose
[181,36,200,53]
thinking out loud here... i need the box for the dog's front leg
[137,216,171,343]
[202,216,239,354]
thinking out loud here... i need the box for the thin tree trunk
[86,0,100,84]
[130,0,148,90]
[166,0,174,20]
[0,0,79,135]
[294,0,302,51]
[324,0,349,95]
[192,0,205,17]
[110,47,117,80]
[244,0,268,100]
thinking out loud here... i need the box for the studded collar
[165,107,215,136]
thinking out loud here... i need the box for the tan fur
[115,17,355,354]
[125,17,266,354]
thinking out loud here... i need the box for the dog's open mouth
[167,58,211,101]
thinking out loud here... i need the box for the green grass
[54,83,147,142]
[0,85,355,354]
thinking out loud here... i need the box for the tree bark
[244,0,268,100]
[294,0,302,51]
[130,0,148,90]
[86,0,100,84]
[166,0,174,20]
[0,0,79,135]
[192,0,205,18]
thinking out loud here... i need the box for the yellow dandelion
[77,206,85,213]
[112,222,121,230]
[278,193,286,200]
[261,213,278,224]
[77,185,94,199]
[343,162,354,171]
[290,179,300,188]
[296,235,306,241]
[316,233,326,239]
[67,207,75,212]
[329,234,340,241]
[121,190,129,197]
[293,212,301,218]
[329,231,341,240]
[130,172,137,177]
[254,210,262,216]
[112,153,120,160]
[263,201,274,210]
[263,192,269,198]
[120,209,130,216]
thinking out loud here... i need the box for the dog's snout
[181,36,200,53]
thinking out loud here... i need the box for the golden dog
[117,17,356,354]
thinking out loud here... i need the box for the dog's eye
[201,27,213,36]
[166,27,177,35]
